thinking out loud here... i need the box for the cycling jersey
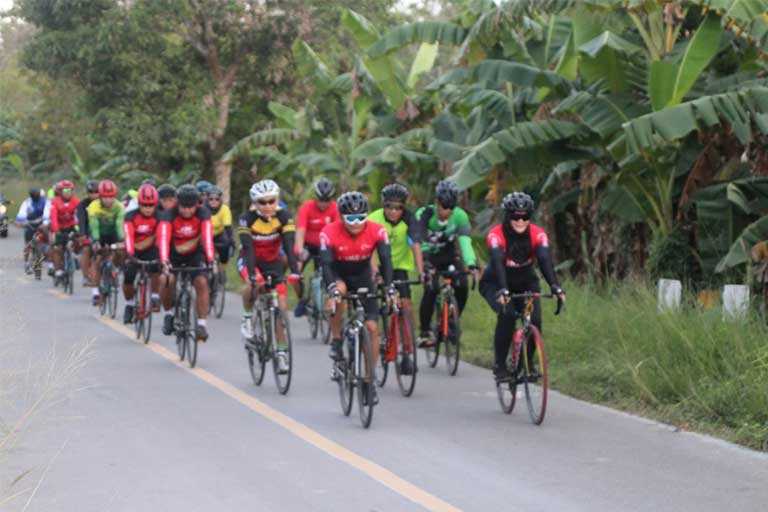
[124,209,161,256]
[87,199,125,241]
[319,220,393,285]
[368,208,421,271]
[158,206,214,263]
[210,203,232,236]
[416,205,476,267]
[16,197,50,226]
[50,196,80,233]
[237,208,296,264]
[483,222,558,293]
[296,199,340,248]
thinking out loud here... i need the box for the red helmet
[138,184,159,206]
[58,180,75,193]
[98,179,118,198]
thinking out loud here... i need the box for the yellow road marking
[48,289,70,299]
[91,314,462,512]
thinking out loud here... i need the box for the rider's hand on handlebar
[551,285,565,315]
[92,241,102,253]
[495,288,510,305]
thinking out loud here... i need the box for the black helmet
[314,177,335,201]
[177,184,199,207]
[207,185,223,198]
[337,191,369,215]
[86,180,99,193]
[29,187,40,199]
[381,183,409,203]
[195,180,212,195]
[435,179,459,208]
[502,192,534,215]
[157,184,176,199]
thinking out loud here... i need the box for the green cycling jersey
[87,199,125,241]
[368,208,421,271]
[415,205,476,267]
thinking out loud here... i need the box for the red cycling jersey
[296,199,340,248]
[486,223,548,268]
[157,206,214,263]
[320,220,388,275]
[124,209,160,256]
[50,196,80,232]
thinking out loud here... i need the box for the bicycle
[244,275,293,395]
[24,226,46,280]
[97,244,122,319]
[170,265,208,368]
[305,266,330,344]
[330,287,380,429]
[495,292,562,425]
[132,258,160,344]
[424,265,475,376]
[375,278,421,397]
[58,232,77,295]
[208,258,227,319]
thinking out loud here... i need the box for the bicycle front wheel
[496,344,518,414]
[213,272,226,318]
[522,326,548,425]
[375,312,390,388]
[394,313,417,397]
[271,308,293,395]
[444,296,461,376]
[187,289,199,368]
[337,332,353,417]
[248,314,267,386]
[356,328,375,429]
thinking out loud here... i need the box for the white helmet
[250,179,280,202]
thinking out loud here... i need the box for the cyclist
[49,180,80,283]
[196,180,213,205]
[368,183,424,375]
[88,180,126,306]
[479,192,565,380]
[320,191,396,403]
[158,184,177,212]
[415,180,480,348]
[237,179,300,374]
[122,184,162,324]
[15,187,50,271]
[207,185,234,269]
[293,177,339,317]
[158,184,215,341]
[76,180,100,286]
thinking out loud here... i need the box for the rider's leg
[328,280,347,359]
[160,273,176,311]
[80,244,93,284]
[418,270,439,341]
[454,268,469,314]
[51,236,64,272]
[193,273,209,320]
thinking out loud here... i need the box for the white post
[657,279,682,312]
[722,284,750,320]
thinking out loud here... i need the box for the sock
[92,288,99,296]
[125,299,135,306]
[151,293,159,300]
[242,309,252,319]
[197,318,207,327]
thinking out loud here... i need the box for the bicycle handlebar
[501,291,564,316]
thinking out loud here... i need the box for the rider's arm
[319,230,338,285]
[201,218,214,264]
[455,209,477,267]
[487,226,508,290]
[531,226,559,289]
[404,210,425,275]
[15,199,29,224]
[75,203,88,235]
[279,210,299,274]
[294,202,308,256]
[237,214,255,279]
[124,216,135,257]
[157,217,171,263]
[115,204,126,241]
[374,227,394,287]
[42,200,51,226]
[87,202,101,240]
[50,200,59,233]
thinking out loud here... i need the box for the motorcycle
[0,193,10,238]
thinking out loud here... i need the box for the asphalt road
[1,226,766,512]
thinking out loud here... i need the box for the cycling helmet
[58,180,75,197]
[381,183,409,203]
[195,179,213,194]
[435,179,459,208]
[177,184,199,207]
[86,180,99,193]
[157,184,176,199]
[314,177,335,201]
[29,187,40,199]
[502,192,534,215]
[337,191,369,215]
[250,179,280,202]
[98,179,118,198]
[141,177,157,187]
[138,184,159,206]
[207,185,223,199]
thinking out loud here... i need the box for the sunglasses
[61,188,73,194]
[384,203,404,211]
[343,213,367,225]
[509,213,531,222]
[257,198,277,206]
[437,201,454,210]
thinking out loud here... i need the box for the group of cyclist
[14,174,565,390]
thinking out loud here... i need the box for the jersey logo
[178,225,196,237]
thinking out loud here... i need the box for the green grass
[444,280,768,451]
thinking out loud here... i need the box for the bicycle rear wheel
[213,271,226,318]
[272,308,293,395]
[444,296,461,376]
[187,289,199,368]
[394,313,417,397]
[175,290,189,361]
[356,328,375,429]
[522,326,548,425]
[143,284,153,344]
[64,251,75,295]
[248,313,267,386]
[375,312,390,388]
[99,269,108,316]
[108,269,118,319]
